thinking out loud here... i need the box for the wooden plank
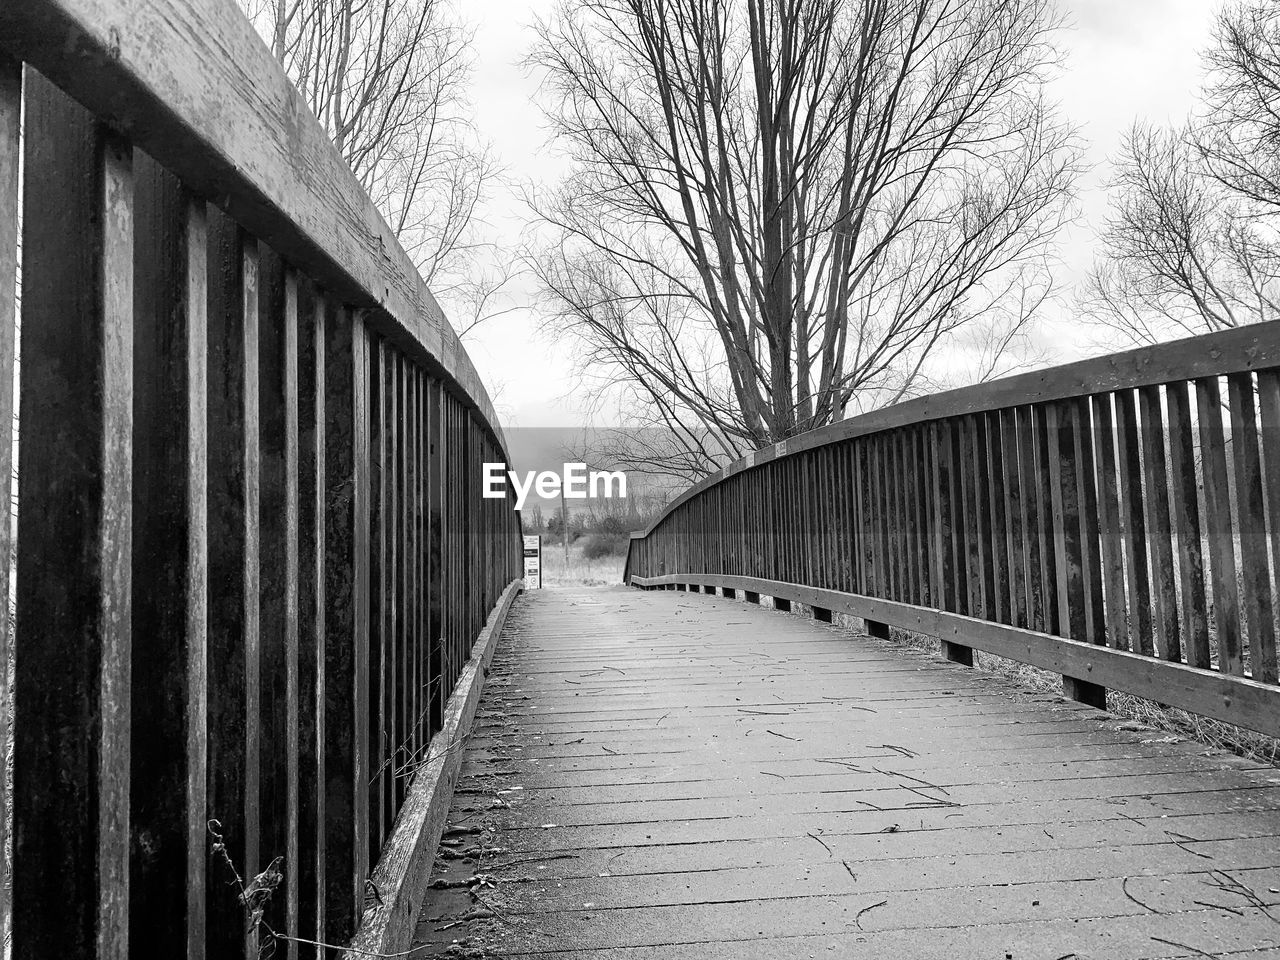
[1166,381,1211,667]
[1070,398,1105,645]
[1114,389,1153,656]
[947,420,967,613]
[1047,402,1085,640]
[129,156,209,959]
[424,585,1280,955]
[1195,376,1243,674]
[205,208,259,960]
[632,574,1280,739]
[323,307,371,941]
[986,412,1010,625]
[256,244,290,945]
[1000,409,1025,628]
[0,54,20,950]
[1259,369,1280,679]
[959,419,980,616]
[1031,404,1059,635]
[427,379,444,734]
[1090,394,1128,649]
[1227,372,1276,682]
[372,338,388,849]
[296,285,327,949]
[282,267,301,956]
[1138,385,1179,662]
[13,75,134,958]
[0,0,509,457]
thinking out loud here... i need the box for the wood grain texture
[630,573,1280,740]
[0,55,20,950]
[129,157,208,960]
[417,587,1280,957]
[14,75,134,959]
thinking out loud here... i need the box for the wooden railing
[627,322,1280,740]
[0,1,523,958]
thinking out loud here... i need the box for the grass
[535,539,626,587]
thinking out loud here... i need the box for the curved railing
[627,322,1280,740]
[0,1,522,957]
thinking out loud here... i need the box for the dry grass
[819,609,1280,768]
[536,540,625,587]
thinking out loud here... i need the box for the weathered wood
[129,157,208,960]
[1090,394,1128,650]
[257,244,291,946]
[0,0,507,453]
[296,286,327,951]
[342,580,521,960]
[1259,368,1280,680]
[1166,381,1210,667]
[631,573,1280,739]
[421,587,1280,956]
[0,54,21,951]
[1226,372,1276,683]
[1138,385,1179,663]
[1194,376,1243,674]
[1114,389,1153,656]
[14,76,134,959]
[323,307,370,942]
[205,207,260,960]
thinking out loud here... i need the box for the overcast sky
[457,0,1219,429]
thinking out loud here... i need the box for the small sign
[523,534,542,589]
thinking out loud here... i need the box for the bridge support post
[1062,675,1107,709]
[744,591,760,604]
[942,640,974,666]
[773,597,792,612]
[866,619,890,639]
[812,607,833,623]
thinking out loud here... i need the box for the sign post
[523,534,542,589]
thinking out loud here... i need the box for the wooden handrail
[0,2,524,958]
[627,323,1280,740]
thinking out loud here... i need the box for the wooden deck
[416,587,1280,959]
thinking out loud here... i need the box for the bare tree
[240,0,506,325]
[1085,2,1280,345]
[529,0,1081,476]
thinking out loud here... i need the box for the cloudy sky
[457,0,1219,429]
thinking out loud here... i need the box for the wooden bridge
[1,1,1280,959]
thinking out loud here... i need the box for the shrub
[582,532,628,560]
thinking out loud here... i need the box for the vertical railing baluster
[297,287,328,952]
[15,76,135,958]
[1167,381,1211,667]
[1227,371,1275,682]
[1091,394,1129,649]
[129,156,209,959]
[1195,376,1243,673]
[1138,385,1180,663]
[205,209,260,960]
[1258,369,1280,681]
[1116,389,1154,656]
[0,56,19,951]
[323,306,370,941]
